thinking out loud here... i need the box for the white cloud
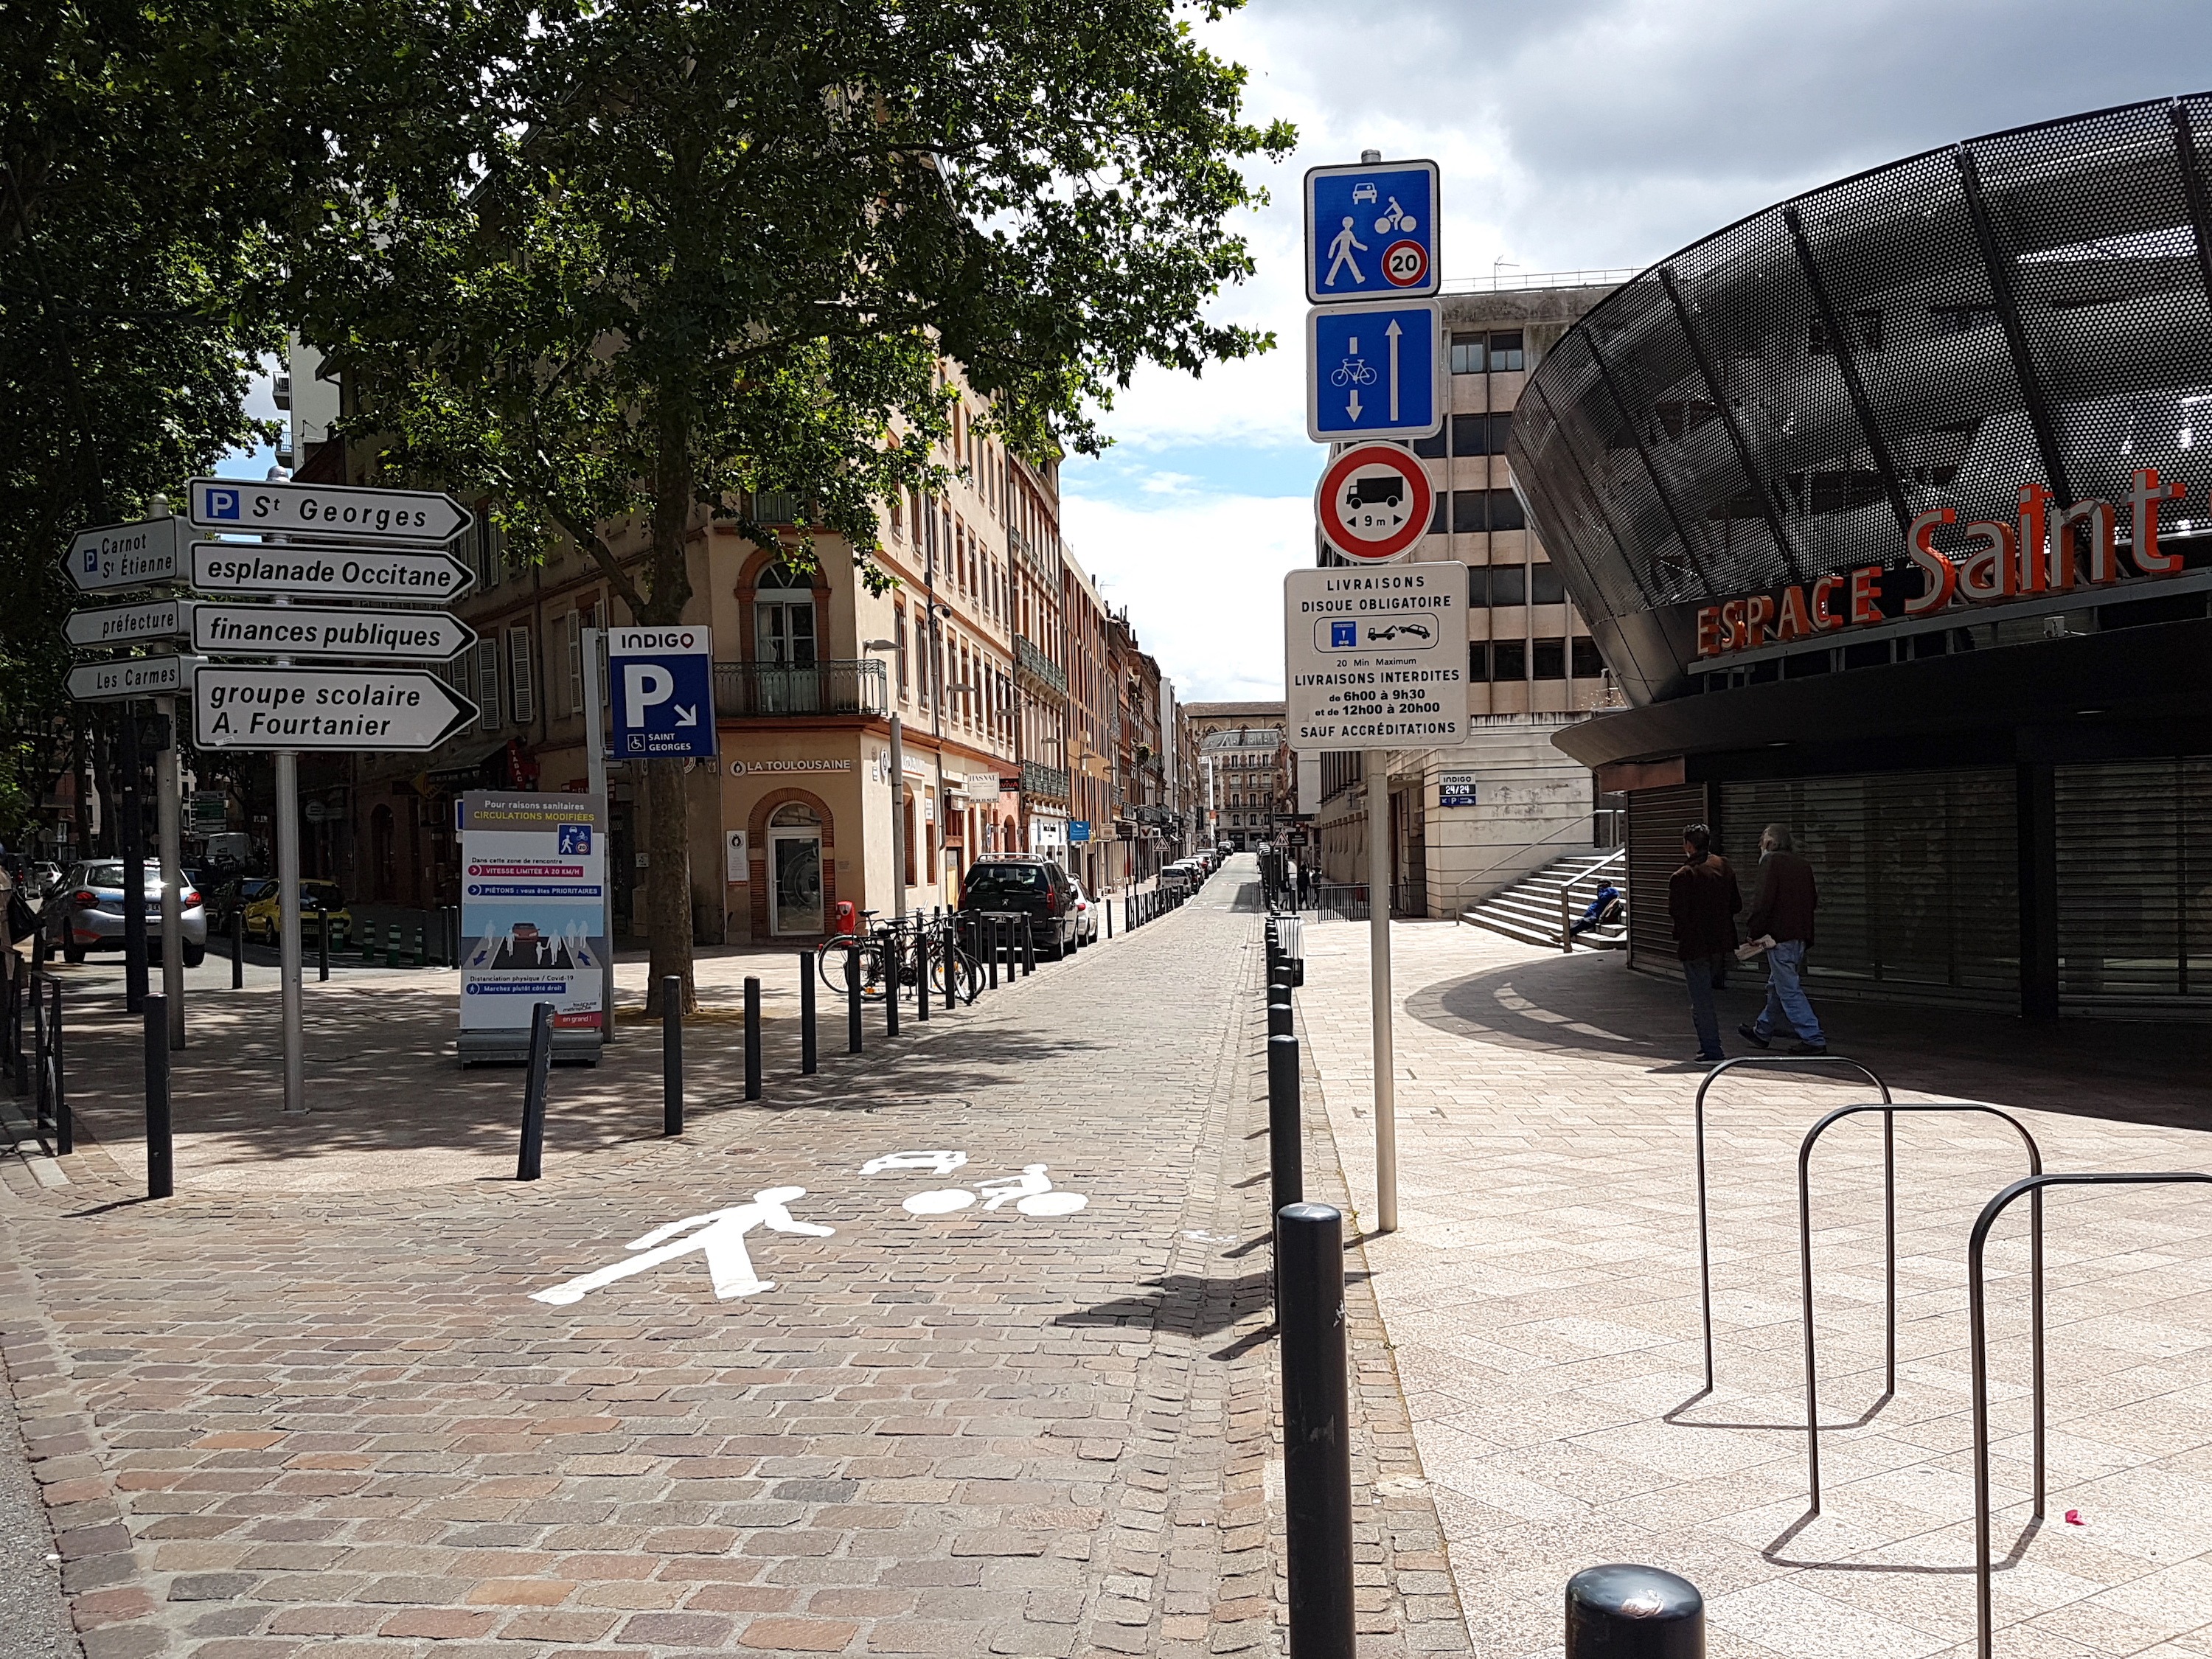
[1060,488,1314,703]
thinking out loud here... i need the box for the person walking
[1669,824,1741,1062]
[1737,823,1826,1055]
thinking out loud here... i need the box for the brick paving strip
[0,864,1473,1659]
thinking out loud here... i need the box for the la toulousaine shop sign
[1695,465,2199,658]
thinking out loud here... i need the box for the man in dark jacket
[1668,824,1741,1062]
[1737,823,1826,1054]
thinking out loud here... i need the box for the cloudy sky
[1060,0,2212,703]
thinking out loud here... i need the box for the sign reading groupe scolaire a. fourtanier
[185,476,474,544]
[191,602,476,662]
[192,664,479,751]
[189,539,475,602]
[1283,563,1468,751]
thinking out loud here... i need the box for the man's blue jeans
[1682,955,1725,1059]
[1755,939,1825,1045]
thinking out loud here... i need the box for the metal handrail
[1968,1172,2212,1659]
[1691,1054,1892,1402]
[1798,1102,2042,1514]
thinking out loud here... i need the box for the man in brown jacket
[1668,824,1740,1062]
[1736,823,1826,1055]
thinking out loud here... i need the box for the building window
[1452,490,1484,534]
[1492,639,1528,679]
[1529,562,1565,605]
[1488,411,1513,453]
[474,637,502,731]
[894,608,910,698]
[1532,637,1567,679]
[1488,330,1525,372]
[1451,413,1488,456]
[1468,642,1489,681]
[1488,487,1526,531]
[563,611,583,714]
[507,625,535,726]
[1468,568,1489,607]
[754,562,818,666]
[1571,638,1604,678]
[1489,563,1526,606]
[1429,493,1448,535]
[1450,331,1485,375]
[1412,430,1447,459]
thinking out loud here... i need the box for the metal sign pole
[889,712,905,921]
[582,627,614,1043]
[270,558,305,1112]
[119,701,148,1012]
[156,694,185,1048]
[1366,748,1397,1233]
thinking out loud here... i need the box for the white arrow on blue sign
[1305,159,1439,305]
[608,625,717,759]
[1307,300,1443,442]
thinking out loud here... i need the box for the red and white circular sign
[1316,443,1434,563]
[1382,238,1429,288]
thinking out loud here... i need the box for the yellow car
[241,880,352,947]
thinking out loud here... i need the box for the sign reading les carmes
[1284,565,1468,751]
[1697,467,2198,658]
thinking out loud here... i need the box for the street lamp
[862,638,905,920]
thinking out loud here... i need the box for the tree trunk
[643,756,695,1014]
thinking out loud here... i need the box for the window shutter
[563,612,583,715]
[475,639,502,730]
[507,625,534,726]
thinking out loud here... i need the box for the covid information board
[457,791,608,1064]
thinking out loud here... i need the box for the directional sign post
[608,626,717,759]
[191,540,474,602]
[1307,300,1442,442]
[192,664,479,751]
[68,654,202,702]
[1315,442,1436,563]
[65,517,181,592]
[187,476,473,544]
[1305,159,1440,304]
[64,598,192,650]
[192,602,475,662]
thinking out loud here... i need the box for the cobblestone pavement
[0,859,1472,1659]
[1297,918,2212,1659]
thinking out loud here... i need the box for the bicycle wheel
[816,939,852,992]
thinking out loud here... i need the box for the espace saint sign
[1698,467,2196,658]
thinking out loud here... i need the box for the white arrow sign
[67,654,203,703]
[190,540,475,602]
[193,665,480,751]
[192,603,476,663]
[1385,319,1402,422]
[64,517,181,593]
[65,598,193,650]
[186,477,473,544]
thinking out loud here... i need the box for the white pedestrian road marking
[529,1188,833,1304]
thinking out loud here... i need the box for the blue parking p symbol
[206,488,241,520]
[1330,622,1358,648]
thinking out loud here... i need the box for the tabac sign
[1696,467,2197,658]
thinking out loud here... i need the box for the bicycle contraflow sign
[1307,299,1442,442]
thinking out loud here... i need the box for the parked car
[44,860,207,966]
[1068,878,1099,946]
[204,875,270,936]
[24,861,63,900]
[956,857,1082,959]
[241,880,352,947]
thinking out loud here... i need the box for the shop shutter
[1718,769,2017,1008]
[1625,782,1709,971]
[2053,759,2212,1012]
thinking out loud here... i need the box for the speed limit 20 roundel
[1316,443,1433,563]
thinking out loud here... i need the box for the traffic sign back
[1307,301,1441,442]
[1306,159,1440,304]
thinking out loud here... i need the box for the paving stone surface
[0,860,1471,1658]
[1297,917,2212,1659]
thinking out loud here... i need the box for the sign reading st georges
[1284,564,1468,751]
[608,625,717,759]
[1315,443,1436,563]
[187,476,473,544]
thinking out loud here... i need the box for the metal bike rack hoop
[1969,1171,2212,1659]
[1798,1102,2042,1513]
[1694,1054,1893,1398]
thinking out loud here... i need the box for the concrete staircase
[1457,849,1627,950]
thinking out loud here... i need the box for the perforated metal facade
[1512,92,2212,705]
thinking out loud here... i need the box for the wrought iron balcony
[1020,761,1070,801]
[713,658,887,719]
[1014,635,1068,698]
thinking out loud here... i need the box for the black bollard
[661,974,684,1135]
[846,944,863,1054]
[987,919,1000,990]
[1269,1033,1303,1217]
[1279,1202,1354,1659]
[144,992,170,1197]
[8,969,24,1099]
[885,937,900,1038]
[48,981,69,1156]
[231,907,244,989]
[516,1001,552,1180]
[317,905,330,982]
[944,922,958,1011]
[1565,1565,1705,1659]
[1022,915,1035,976]
[799,953,818,1075]
[1105,898,1113,939]
[1269,992,1293,1040]
[915,928,930,1023]
[743,976,762,1102]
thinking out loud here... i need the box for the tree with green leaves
[282,0,1293,1009]
[1,0,279,854]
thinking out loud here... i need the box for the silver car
[48,860,208,966]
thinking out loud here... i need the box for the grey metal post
[1278,1201,1354,1659]
[743,976,762,1101]
[144,992,172,1198]
[275,747,304,1112]
[1565,1566,1704,1659]
[155,694,184,1047]
[1366,749,1396,1232]
[516,1001,552,1180]
[120,706,148,1012]
[1269,1033,1303,1217]
[799,954,818,1074]
[49,980,70,1156]
[889,712,905,921]
[661,973,682,1135]
[584,627,616,1043]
